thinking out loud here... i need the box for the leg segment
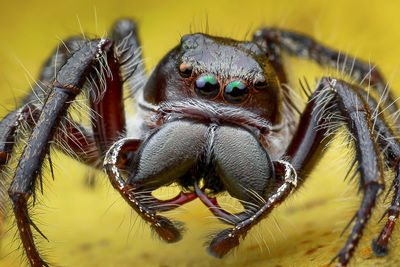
[359,95,400,256]
[89,42,125,154]
[104,138,197,242]
[55,121,100,166]
[3,19,145,265]
[0,105,100,169]
[111,19,146,97]
[289,78,386,266]
[0,104,38,167]
[253,28,398,115]
[321,82,400,258]
[197,160,297,257]
[0,105,38,219]
[372,165,400,256]
[90,19,145,155]
[1,36,101,166]
[8,39,113,267]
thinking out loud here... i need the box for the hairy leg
[253,28,398,116]
[8,39,112,267]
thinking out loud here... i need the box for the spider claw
[207,228,239,258]
[153,215,183,243]
[372,238,388,257]
[328,250,349,267]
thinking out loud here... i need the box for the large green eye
[195,75,220,99]
[224,80,249,104]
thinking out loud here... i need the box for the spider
[1,18,399,266]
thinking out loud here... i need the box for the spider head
[133,33,287,227]
[143,33,283,124]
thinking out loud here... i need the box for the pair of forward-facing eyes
[178,62,268,104]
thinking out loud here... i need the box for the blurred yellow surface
[1,0,400,266]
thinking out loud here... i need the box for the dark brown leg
[8,39,112,267]
[2,36,101,167]
[0,105,38,167]
[361,96,400,256]
[0,105,39,220]
[55,121,100,166]
[104,138,197,243]
[290,78,385,266]
[332,83,400,258]
[89,47,125,154]
[195,160,297,257]
[0,105,101,168]
[253,28,398,116]
[111,19,146,97]
[372,165,400,256]
[90,19,146,155]
[2,19,145,266]
[90,28,124,153]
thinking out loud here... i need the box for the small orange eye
[178,63,193,78]
[254,76,267,91]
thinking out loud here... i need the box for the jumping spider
[1,19,399,266]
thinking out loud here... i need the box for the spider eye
[195,75,220,99]
[178,63,193,78]
[224,80,249,104]
[254,76,267,91]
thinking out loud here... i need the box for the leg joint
[8,190,29,205]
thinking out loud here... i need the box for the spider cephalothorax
[1,19,399,266]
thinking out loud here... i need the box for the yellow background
[1,0,400,266]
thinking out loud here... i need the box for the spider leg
[0,37,100,218]
[100,19,194,243]
[25,37,102,165]
[0,105,100,168]
[104,138,197,243]
[194,160,296,226]
[0,104,38,167]
[0,36,101,166]
[354,92,400,256]
[7,39,113,267]
[111,19,146,98]
[372,164,400,257]
[291,78,387,266]
[3,20,142,263]
[104,118,212,243]
[198,160,297,257]
[0,105,39,218]
[90,18,146,155]
[206,77,385,266]
[290,78,387,266]
[0,41,106,213]
[253,28,398,116]
[46,19,145,164]
[2,20,142,172]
